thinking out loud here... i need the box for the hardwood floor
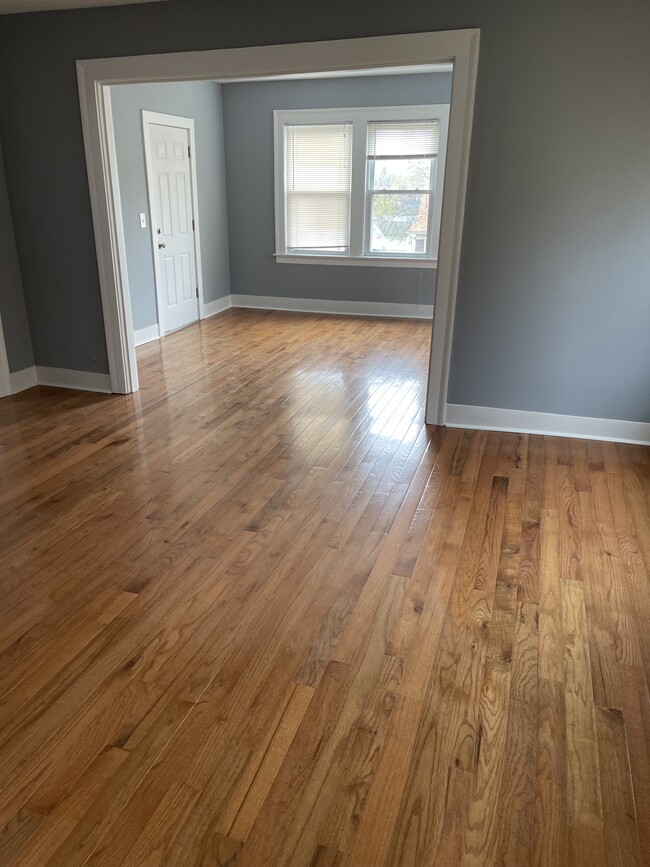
[0,308,648,866]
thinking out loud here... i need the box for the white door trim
[0,311,11,398]
[141,110,204,336]
[76,29,480,419]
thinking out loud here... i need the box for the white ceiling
[0,0,165,13]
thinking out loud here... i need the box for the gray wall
[221,73,452,307]
[0,134,34,373]
[110,80,230,332]
[0,0,648,422]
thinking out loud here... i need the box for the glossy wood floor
[0,309,648,866]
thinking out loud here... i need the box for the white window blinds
[367,121,439,159]
[285,123,352,252]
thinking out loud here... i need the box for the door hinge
[196,287,199,298]
[192,218,195,231]
[188,145,191,158]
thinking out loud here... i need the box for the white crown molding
[445,403,650,446]
[201,296,232,319]
[230,294,433,320]
[213,64,453,84]
[133,323,160,346]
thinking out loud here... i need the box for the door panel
[158,173,172,237]
[176,174,188,234]
[180,253,192,300]
[148,122,199,333]
[163,256,176,306]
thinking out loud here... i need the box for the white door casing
[78,31,480,415]
[143,114,200,335]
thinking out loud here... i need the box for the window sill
[274,254,438,270]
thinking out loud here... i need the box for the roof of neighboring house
[408,195,428,235]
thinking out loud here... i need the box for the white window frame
[273,104,449,269]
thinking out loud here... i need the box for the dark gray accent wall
[0,135,34,373]
[110,80,230,332]
[0,0,648,421]
[221,73,452,307]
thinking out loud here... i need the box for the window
[285,123,352,254]
[274,105,449,268]
[367,121,438,256]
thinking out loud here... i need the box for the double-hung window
[284,122,352,255]
[274,105,449,268]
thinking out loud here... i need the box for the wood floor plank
[461,665,512,865]
[221,683,315,841]
[538,507,564,684]
[318,653,403,853]
[595,706,643,866]
[494,601,538,866]
[534,678,569,866]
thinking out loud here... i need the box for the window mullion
[348,117,367,258]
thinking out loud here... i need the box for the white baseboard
[6,365,112,396]
[445,403,650,446]
[134,323,160,346]
[36,366,112,394]
[230,294,433,320]
[201,295,232,318]
[10,366,37,394]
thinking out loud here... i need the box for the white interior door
[148,122,199,334]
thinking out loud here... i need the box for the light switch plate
[139,212,147,228]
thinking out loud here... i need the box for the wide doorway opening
[79,30,479,423]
